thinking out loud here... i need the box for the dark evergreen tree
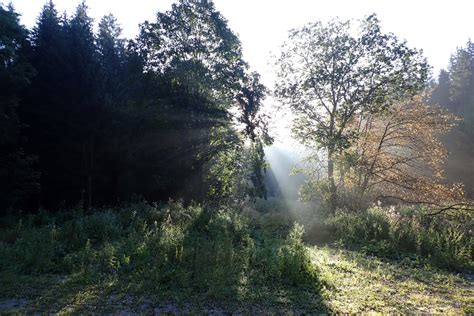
[21,1,102,209]
[430,70,452,109]
[92,14,128,204]
[0,4,39,212]
[97,14,126,108]
[20,1,69,209]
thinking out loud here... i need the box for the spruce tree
[0,4,39,212]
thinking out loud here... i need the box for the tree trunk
[88,139,93,210]
[327,150,337,213]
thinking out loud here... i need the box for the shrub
[326,206,473,271]
[0,223,64,274]
[278,223,318,286]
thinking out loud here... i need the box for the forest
[0,0,473,313]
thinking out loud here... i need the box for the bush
[278,223,318,286]
[326,206,473,271]
[0,223,64,274]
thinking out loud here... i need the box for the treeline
[0,1,270,213]
[431,41,474,196]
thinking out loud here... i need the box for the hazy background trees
[430,40,474,197]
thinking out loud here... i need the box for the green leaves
[134,1,271,202]
[138,0,245,108]
[275,14,428,154]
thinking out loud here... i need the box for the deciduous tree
[275,14,428,210]
[344,94,466,212]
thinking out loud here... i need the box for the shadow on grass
[134,208,331,313]
[0,206,331,313]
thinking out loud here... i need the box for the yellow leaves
[344,93,466,205]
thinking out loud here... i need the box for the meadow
[0,200,471,313]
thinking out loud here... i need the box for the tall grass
[0,200,321,299]
[324,206,473,271]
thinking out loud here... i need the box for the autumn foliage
[341,93,466,210]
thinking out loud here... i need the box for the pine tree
[97,14,126,107]
[430,70,452,110]
[444,40,474,196]
[449,40,474,117]
[22,1,101,209]
[0,4,39,212]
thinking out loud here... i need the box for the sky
[8,0,474,84]
[6,0,474,143]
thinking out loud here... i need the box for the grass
[0,201,328,313]
[0,245,472,313]
[0,200,472,313]
[312,246,473,314]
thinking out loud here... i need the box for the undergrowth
[251,198,472,272]
[322,206,473,272]
[0,200,323,306]
[0,200,472,313]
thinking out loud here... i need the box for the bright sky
[8,0,474,85]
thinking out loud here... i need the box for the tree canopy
[275,14,429,210]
